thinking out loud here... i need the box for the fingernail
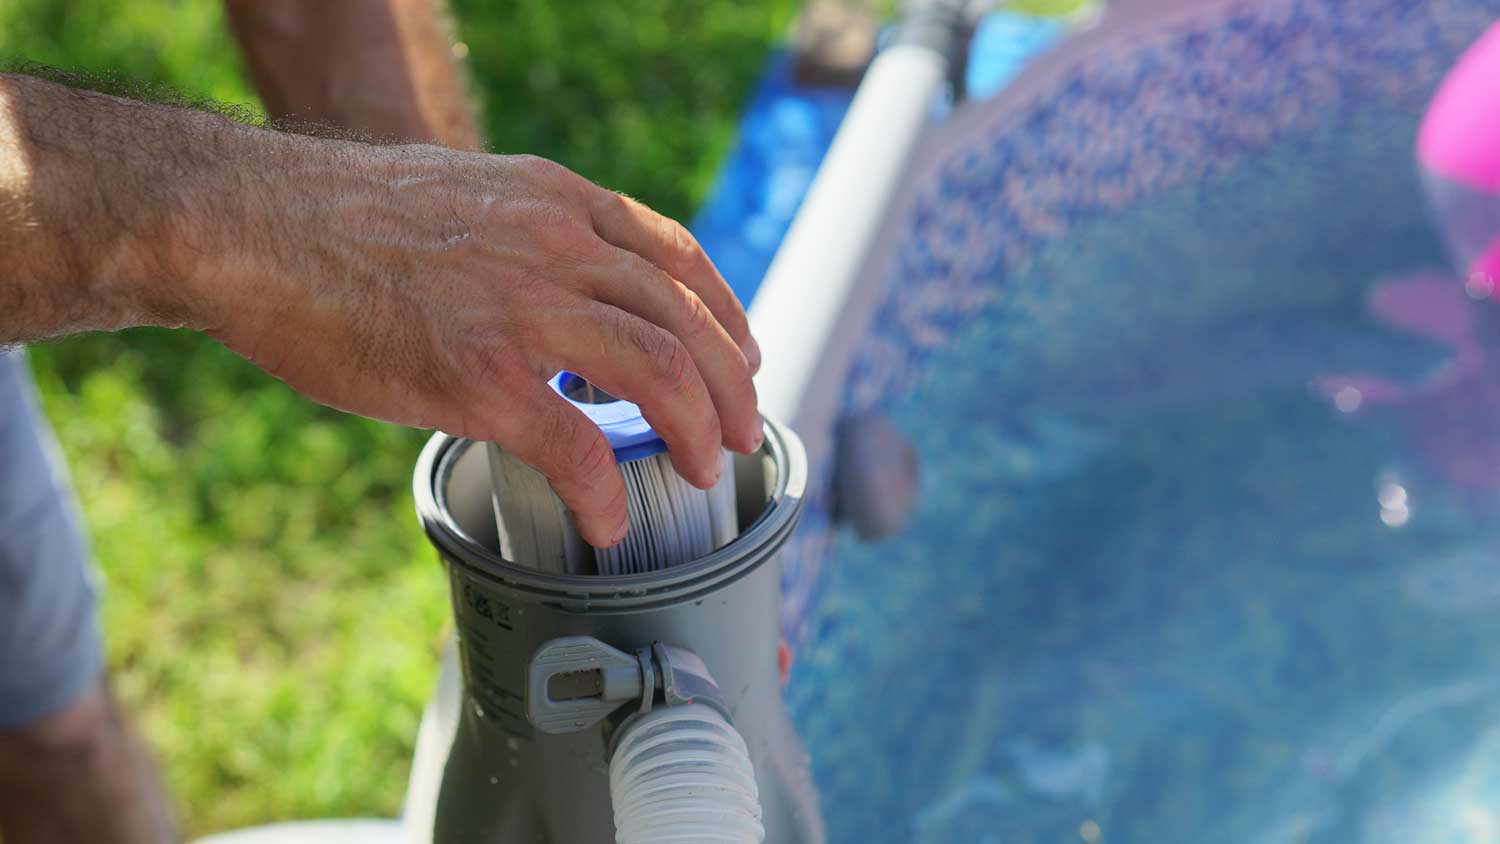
[706,450,724,488]
[743,335,762,373]
[609,520,629,547]
[730,420,764,455]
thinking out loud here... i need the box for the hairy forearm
[0,72,350,344]
[224,0,482,151]
[0,70,762,546]
[1,73,226,340]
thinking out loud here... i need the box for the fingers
[585,247,763,454]
[537,300,726,491]
[491,379,630,548]
[586,189,761,373]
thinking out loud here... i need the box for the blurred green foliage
[1008,0,1096,16]
[452,0,800,220]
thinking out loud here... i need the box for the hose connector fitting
[527,637,764,843]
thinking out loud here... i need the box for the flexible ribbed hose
[609,703,765,843]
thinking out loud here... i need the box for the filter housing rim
[413,415,808,612]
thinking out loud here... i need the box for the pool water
[779,2,1500,841]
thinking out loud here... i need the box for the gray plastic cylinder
[412,417,824,844]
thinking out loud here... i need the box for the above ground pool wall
[779,0,1500,842]
[839,0,1500,422]
[774,0,1500,646]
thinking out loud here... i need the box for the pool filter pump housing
[411,417,825,843]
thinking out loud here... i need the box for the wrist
[7,78,278,335]
[160,118,389,340]
[134,114,319,335]
[61,94,352,338]
[1,77,200,337]
[176,127,407,346]
[0,73,382,346]
[148,118,292,335]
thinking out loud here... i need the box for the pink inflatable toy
[1419,20,1500,285]
[1312,23,1500,493]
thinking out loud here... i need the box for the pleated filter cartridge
[486,372,739,576]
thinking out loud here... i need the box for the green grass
[0,0,1080,834]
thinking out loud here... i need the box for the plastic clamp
[527,636,643,735]
[526,636,733,736]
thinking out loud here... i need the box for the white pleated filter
[487,444,738,576]
[596,452,738,576]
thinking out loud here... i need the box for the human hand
[190,140,762,547]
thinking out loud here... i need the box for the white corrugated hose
[609,703,765,844]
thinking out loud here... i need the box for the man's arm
[0,73,762,547]
[223,0,483,151]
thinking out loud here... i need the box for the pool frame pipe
[749,0,969,467]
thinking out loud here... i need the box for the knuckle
[639,326,692,389]
[595,471,630,520]
[660,218,707,274]
[475,336,531,386]
[565,429,617,491]
[519,199,575,233]
[679,289,718,340]
[516,155,597,203]
[589,188,633,220]
[727,349,756,394]
[513,153,565,180]
[534,405,579,472]
[531,205,597,255]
